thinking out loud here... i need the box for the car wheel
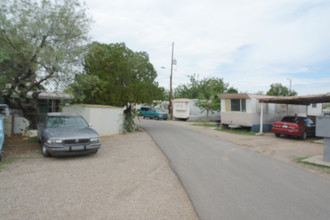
[301,132,307,140]
[37,135,42,143]
[275,133,280,138]
[41,145,51,157]
[154,116,159,120]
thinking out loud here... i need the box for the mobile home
[218,94,322,132]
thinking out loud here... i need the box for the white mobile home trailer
[173,99,221,121]
[218,94,322,132]
[173,99,190,120]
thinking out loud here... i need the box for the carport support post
[259,102,264,134]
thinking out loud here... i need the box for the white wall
[308,104,322,116]
[63,105,124,136]
[189,99,220,121]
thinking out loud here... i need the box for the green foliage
[215,129,257,136]
[174,74,237,99]
[192,122,218,127]
[174,74,237,121]
[295,157,330,171]
[72,42,165,107]
[266,83,297,96]
[69,74,106,104]
[123,109,138,133]
[70,42,165,132]
[0,0,91,127]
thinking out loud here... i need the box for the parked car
[272,116,315,140]
[37,112,101,157]
[139,106,168,120]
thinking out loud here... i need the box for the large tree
[0,0,91,127]
[266,83,297,96]
[70,42,165,131]
[71,42,165,106]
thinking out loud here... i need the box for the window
[175,103,185,110]
[230,99,246,112]
[312,103,317,108]
[231,99,241,111]
[241,99,246,112]
[46,116,88,128]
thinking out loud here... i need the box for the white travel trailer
[173,98,221,121]
[173,99,190,120]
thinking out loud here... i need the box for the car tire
[301,132,307,140]
[154,116,159,120]
[275,133,280,138]
[41,145,51,157]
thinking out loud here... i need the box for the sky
[84,0,330,95]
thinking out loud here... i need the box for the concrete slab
[302,155,330,167]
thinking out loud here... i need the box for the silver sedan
[38,112,101,157]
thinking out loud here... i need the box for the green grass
[215,128,257,136]
[310,140,323,145]
[294,157,330,172]
[192,122,218,127]
[0,158,17,171]
[28,136,39,143]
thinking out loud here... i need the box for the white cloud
[85,0,330,95]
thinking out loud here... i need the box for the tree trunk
[206,109,209,122]
[124,104,136,132]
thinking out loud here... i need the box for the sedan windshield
[46,116,88,128]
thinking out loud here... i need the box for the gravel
[0,131,198,220]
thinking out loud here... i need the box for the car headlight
[46,139,63,144]
[90,137,100,143]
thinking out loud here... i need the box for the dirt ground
[164,120,329,178]
[0,132,198,220]
[0,120,328,219]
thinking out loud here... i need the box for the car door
[143,107,150,118]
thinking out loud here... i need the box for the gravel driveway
[0,131,198,220]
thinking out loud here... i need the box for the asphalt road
[137,119,330,220]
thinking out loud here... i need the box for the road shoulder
[0,131,198,220]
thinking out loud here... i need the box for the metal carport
[258,93,330,134]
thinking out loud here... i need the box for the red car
[272,116,315,140]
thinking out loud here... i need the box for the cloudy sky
[84,0,330,95]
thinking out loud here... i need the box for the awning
[259,93,330,105]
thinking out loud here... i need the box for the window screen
[231,99,241,111]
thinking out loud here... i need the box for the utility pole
[287,78,292,94]
[169,42,174,119]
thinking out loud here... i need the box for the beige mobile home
[217,94,322,132]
